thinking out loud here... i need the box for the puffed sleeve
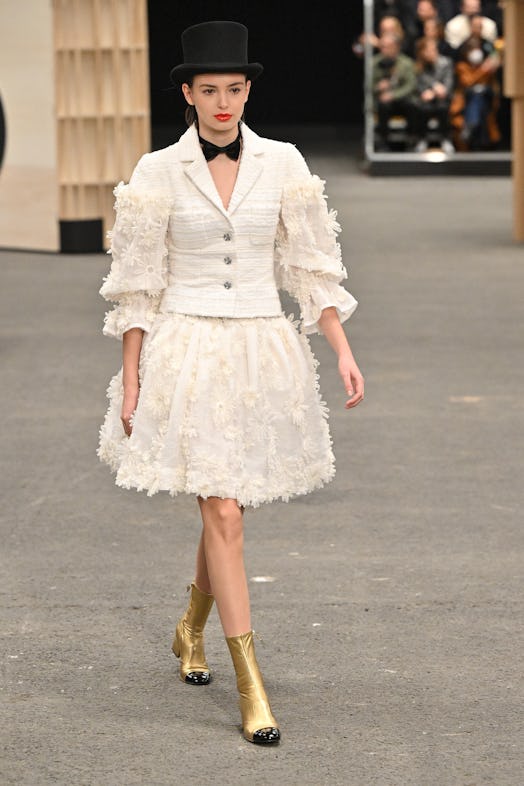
[99,154,172,340]
[274,144,358,335]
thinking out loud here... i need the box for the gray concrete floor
[1,147,523,785]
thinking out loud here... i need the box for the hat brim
[170,62,263,85]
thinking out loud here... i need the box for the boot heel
[172,630,180,658]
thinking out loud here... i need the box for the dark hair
[185,105,197,127]
[414,36,437,71]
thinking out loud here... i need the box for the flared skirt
[97,312,336,508]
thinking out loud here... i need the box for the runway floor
[1,138,523,785]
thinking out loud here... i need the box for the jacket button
[224,256,232,264]
[223,281,232,289]
[223,232,231,241]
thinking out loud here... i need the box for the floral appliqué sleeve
[99,156,172,340]
[274,146,358,334]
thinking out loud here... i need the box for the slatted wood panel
[53,0,151,247]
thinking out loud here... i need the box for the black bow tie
[199,133,241,161]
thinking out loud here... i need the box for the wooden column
[503,0,524,241]
[0,0,151,253]
[54,0,151,251]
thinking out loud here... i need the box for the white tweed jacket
[100,123,357,339]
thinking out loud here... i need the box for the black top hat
[170,21,264,85]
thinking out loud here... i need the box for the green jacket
[372,53,416,105]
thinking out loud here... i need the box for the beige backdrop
[0,1,59,250]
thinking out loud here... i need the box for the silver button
[223,232,231,241]
[223,281,232,289]
[224,256,232,265]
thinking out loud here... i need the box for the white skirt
[97,312,336,508]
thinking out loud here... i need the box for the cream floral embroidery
[102,292,163,340]
[100,181,172,339]
[99,182,171,302]
[97,314,336,508]
[274,175,358,334]
[96,147,359,505]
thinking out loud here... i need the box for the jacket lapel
[178,127,227,217]
[185,157,228,217]
[178,124,265,218]
[227,125,264,215]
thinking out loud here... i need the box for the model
[97,20,364,745]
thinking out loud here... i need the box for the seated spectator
[353,14,409,58]
[373,0,420,32]
[372,33,417,150]
[381,15,408,50]
[449,19,502,150]
[404,0,441,55]
[422,17,457,59]
[417,0,440,26]
[411,37,455,152]
[467,12,502,59]
[352,0,424,58]
[444,0,498,51]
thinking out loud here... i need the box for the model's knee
[201,498,244,544]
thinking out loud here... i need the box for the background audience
[371,33,417,150]
[449,15,502,150]
[356,0,507,153]
[354,14,411,56]
[403,0,442,56]
[411,36,455,152]
[444,0,498,49]
[422,17,456,59]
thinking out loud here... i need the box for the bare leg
[197,496,251,637]
[194,529,212,595]
[196,496,279,743]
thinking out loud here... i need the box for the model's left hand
[339,354,365,409]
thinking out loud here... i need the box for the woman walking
[97,20,364,745]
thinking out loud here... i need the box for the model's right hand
[121,389,139,436]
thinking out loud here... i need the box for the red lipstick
[214,114,232,121]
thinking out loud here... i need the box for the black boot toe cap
[185,671,211,685]
[252,727,281,744]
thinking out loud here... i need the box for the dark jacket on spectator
[415,55,455,99]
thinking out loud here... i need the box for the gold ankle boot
[226,630,281,744]
[172,582,214,685]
